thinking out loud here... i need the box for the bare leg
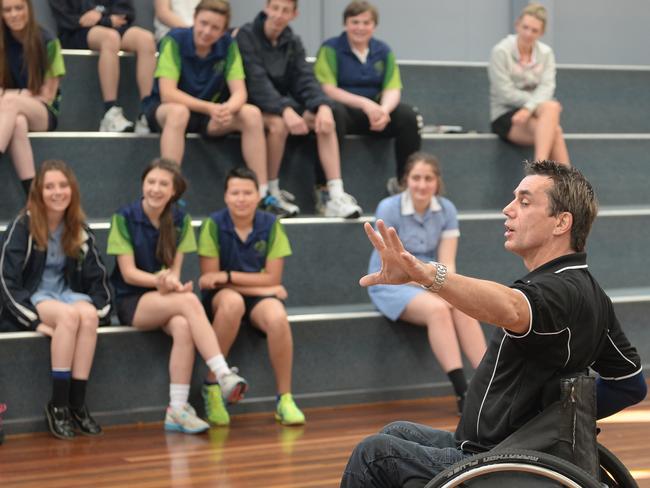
[399,291,463,372]
[68,301,99,379]
[549,125,570,165]
[450,309,486,369]
[120,26,157,98]
[156,103,190,164]
[162,316,196,385]
[131,290,223,361]
[86,26,121,102]
[7,115,36,180]
[263,114,289,180]
[249,299,293,394]
[304,110,341,180]
[205,289,245,383]
[35,301,82,370]
[208,104,268,185]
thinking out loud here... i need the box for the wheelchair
[424,375,638,488]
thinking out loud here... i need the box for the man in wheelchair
[341,161,646,487]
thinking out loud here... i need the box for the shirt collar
[400,191,441,216]
[508,34,539,65]
[521,252,588,281]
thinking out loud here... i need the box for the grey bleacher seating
[2,41,649,433]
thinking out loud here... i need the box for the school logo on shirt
[373,60,385,76]
[254,240,267,256]
[213,59,226,75]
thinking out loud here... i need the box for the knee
[0,95,19,114]
[266,116,288,138]
[14,114,29,134]
[261,312,290,337]
[239,104,263,130]
[539,100,562,115]
[168,316,193,344]
[180,292,203,313]
[351,433,392,463]
[162,104,190,129]
[380,420,415,437]
[99,30,121,52]
[216,293,245,319]
[56,307,82,333]
[79,307,99,331]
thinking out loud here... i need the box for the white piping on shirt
[554,264,588,274]
[476,333,507,439]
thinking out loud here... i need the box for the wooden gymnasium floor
[1,395,649,487]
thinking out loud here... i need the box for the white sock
[206,354,231,381]
[169,383,190,409]
[327,179,344,198]
[259,183,268,197]
[268,179,280,196]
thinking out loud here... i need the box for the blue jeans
[340,421,471,488]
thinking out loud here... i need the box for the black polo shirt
[455,252,641,448]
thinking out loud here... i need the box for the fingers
[364,221,385,251]
[359,272,381,287]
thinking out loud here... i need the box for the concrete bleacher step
[2,133,650,221]
[3,210,647,308]
[53,54,650,133]
[2,294,649,434]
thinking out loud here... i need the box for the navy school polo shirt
[197,209,291,273]
[314,32,401,101]
[106,199,196,299]
[150,27,245,105]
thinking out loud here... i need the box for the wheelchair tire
[425,449,602,488]
[598,443,638,488]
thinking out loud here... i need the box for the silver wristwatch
[420,261,448,293]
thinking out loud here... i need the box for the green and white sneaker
[202,384,230,426]
[275,393,305,426]
[164,404,209,434]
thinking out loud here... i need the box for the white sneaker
[99,106,134,132]
[164,404,209,434]
[269,189,300,217]
[324,192,362,219]
[134,114,150,134]
[218,367,248,404]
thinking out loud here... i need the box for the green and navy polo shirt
[6,28,65,115]
[150,27,245,105]
[107,199,197,299]
[314,32,401,101]
[197,209,291,274]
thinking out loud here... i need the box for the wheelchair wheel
[425,449,602,488]
[598,443,638,488]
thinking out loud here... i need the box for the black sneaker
[70,405,103,436]
[45,402,75,440]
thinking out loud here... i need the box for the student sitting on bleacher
[0,0,65,197]
[153,0,199,41]
[0,160,111,440]
[48,0,156,132]
[236,0,362,219]
[315,1,421,196]
[106,158,248,434]
[197,167,305,427]
[144,0,290,217]
[488,2,570,165]
[367,152,487,414]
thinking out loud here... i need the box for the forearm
[321,84,369,110]
[230,270,280,287]
[223,89,246,114]
[121,268,158,288]
[155,0,189,28]
[422,264,529,332]
[380,89,401,113]
[160,85,212,114]
[38,78,60,105]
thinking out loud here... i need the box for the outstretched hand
[359,220,432,287]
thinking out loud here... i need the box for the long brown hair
[28,160,86,257]
[141,158,188,268]
[0,0,47,94]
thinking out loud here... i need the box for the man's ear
[554,211,573,237]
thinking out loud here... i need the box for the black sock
[51,372,71,408]
[447,368,468,398]
[104,100,117,113]
[69,379,88,410]
[20,178,33,196]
